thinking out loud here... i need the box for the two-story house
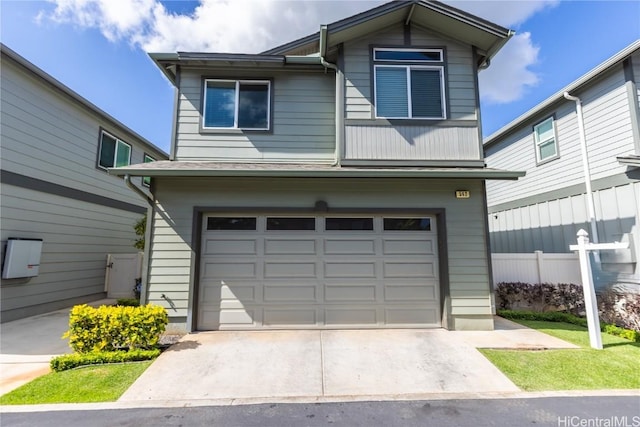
[1,44,168,322]
[112,0,523,332]
[485,41,640,291]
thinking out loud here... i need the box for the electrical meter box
[2,238,43,279]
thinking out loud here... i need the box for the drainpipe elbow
[124,174,153,206]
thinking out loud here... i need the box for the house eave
[484,40,640,148]
[109,162,525,180]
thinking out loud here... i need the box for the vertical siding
[486,65,635,207]
[0,185,144,320]
[175,69,335,162]
[0,59,159,201]
[488,182,640,288]
[149,177,492,331]
[344,125,480,160]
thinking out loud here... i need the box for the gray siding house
[0,44,168,322]
[485,40,640,290]
[113,0,523,332]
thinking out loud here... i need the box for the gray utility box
[2,238,43,279]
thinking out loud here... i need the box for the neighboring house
[112,0,523,332]
[485,40,640,291]
[0,44,168,322]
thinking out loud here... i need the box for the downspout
[319,24,343,166]
[563,92,601,259]
[125,174,153,206]
[124,174,154,305]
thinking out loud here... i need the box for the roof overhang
[263,0,513,67]
[110,161,525,180]
[484,40,640,148]
[617,155,640,167]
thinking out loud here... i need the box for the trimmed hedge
[498,309,640,342]
[50,349,160,372]
[115,298,140,307]
[64,304,168,353]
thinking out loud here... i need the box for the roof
[263,0,512,64]
[484,39,640,148]
[0,43,169,159]
[617,155,640,167]
[109,161,525,180]
[150,0,513,84]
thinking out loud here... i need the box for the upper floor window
[203,79,270,130]
[533,117,558,163]
[142,154,155,187]
[373,48,446,120]
[98,130,131,170]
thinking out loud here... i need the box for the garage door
[197,215,439,330]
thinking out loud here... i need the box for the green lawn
[0,361,152,405]
[480,320,640,391]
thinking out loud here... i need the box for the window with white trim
[373,48,446,120]
[533,117,558,163]
[202,79,270,130]
[98,130,131,170]
[142,154,155,187]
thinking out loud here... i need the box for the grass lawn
[0,361,152,405]
[480,320,640,391]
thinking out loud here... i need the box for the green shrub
[64,304,168,353]
[498,310,640,342]
[50,349,160,372]
[116,298,140,307]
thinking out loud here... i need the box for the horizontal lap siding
[148,177,492,323]
[176,70,335,162]
[486,65,635,207]
[342,24,479,160]
[1,185,143,318]
[0,60,159,201]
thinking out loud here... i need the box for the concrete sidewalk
[0,299,115,395]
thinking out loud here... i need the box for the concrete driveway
[120,329,521,402]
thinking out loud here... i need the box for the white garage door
[198,215,439,330]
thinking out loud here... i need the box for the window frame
[372,47,447,121]
[533,116,560,165]
[142,154,156,187]
[96,129,131,171]
[201,78,272,132]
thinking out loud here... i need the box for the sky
[1,0,639,154]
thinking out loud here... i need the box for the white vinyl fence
[491,251,582,286]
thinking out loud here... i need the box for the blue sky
[1,1,639,154]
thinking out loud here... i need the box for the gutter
[124,175,153,206]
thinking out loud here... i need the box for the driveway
[120,328,521,402]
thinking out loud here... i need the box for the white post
[574,229,603,350]
[535,250,544,283]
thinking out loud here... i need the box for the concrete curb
[2,389,639,413]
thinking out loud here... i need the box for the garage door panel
[324,284,377,302]
[264,239,317,255]
[324,261,377,278]
[204,239,257,255]
[383,261,435,278]
[385,307,439,325]
[324,239,376,255]
[264,261,317,278]
[325,308,378,325]
[384,284,437,301]
[199,214,440,330]
[263,308,316,326]
[263,285,317,302]
[383,239,435,255]
[203,261,258,279]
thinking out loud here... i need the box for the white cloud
[42,0,557,103]
[479,32,541,104]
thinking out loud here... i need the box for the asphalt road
[2,396,639,427]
